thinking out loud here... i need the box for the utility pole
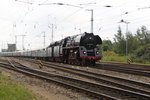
[86,9,94,33]
[15,35,17,45]
[91,9,93,33]
[51,24,54,43]
[48,24,54,43]
[43,32,46,48]
[22,35,26,51]
[39,2,84,43]
[79,28,81,34]
[119,19,130,63]
[125,22,130,63]
[86,6,111,33]
[15,35,17,50]
[15,35,26,50]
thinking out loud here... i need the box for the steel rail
[97,62,150,71]
[94,64,150,77]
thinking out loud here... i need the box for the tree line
[102,25,150,63]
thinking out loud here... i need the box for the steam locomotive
[1,32,102,65]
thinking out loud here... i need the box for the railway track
[94,63,150,77]
[11,57,150,100]
[98,62,150,71]
[0,58,118,100]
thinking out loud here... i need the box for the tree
[126,32,139,54]
[113,26,140,55]
[133,43,150,63]
[132,26,150,63]
[136,26,150,45]
[113,26,126,55]
[102,40,113,51]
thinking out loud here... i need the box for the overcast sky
[0,0,150,51]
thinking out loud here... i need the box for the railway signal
[38,60,44,69]
[127,58,132,64]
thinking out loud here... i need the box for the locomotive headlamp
[74,51,77,54]
[89,37,92,39]
[96,51,99,55]
[83,51,86,54]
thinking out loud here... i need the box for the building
[1,49,7,52]
[7,44,16,52]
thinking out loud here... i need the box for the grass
[101,51,126,63]
[0,75,37,100]
[101,51,150,65]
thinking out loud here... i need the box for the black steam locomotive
[46,32,102,65]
